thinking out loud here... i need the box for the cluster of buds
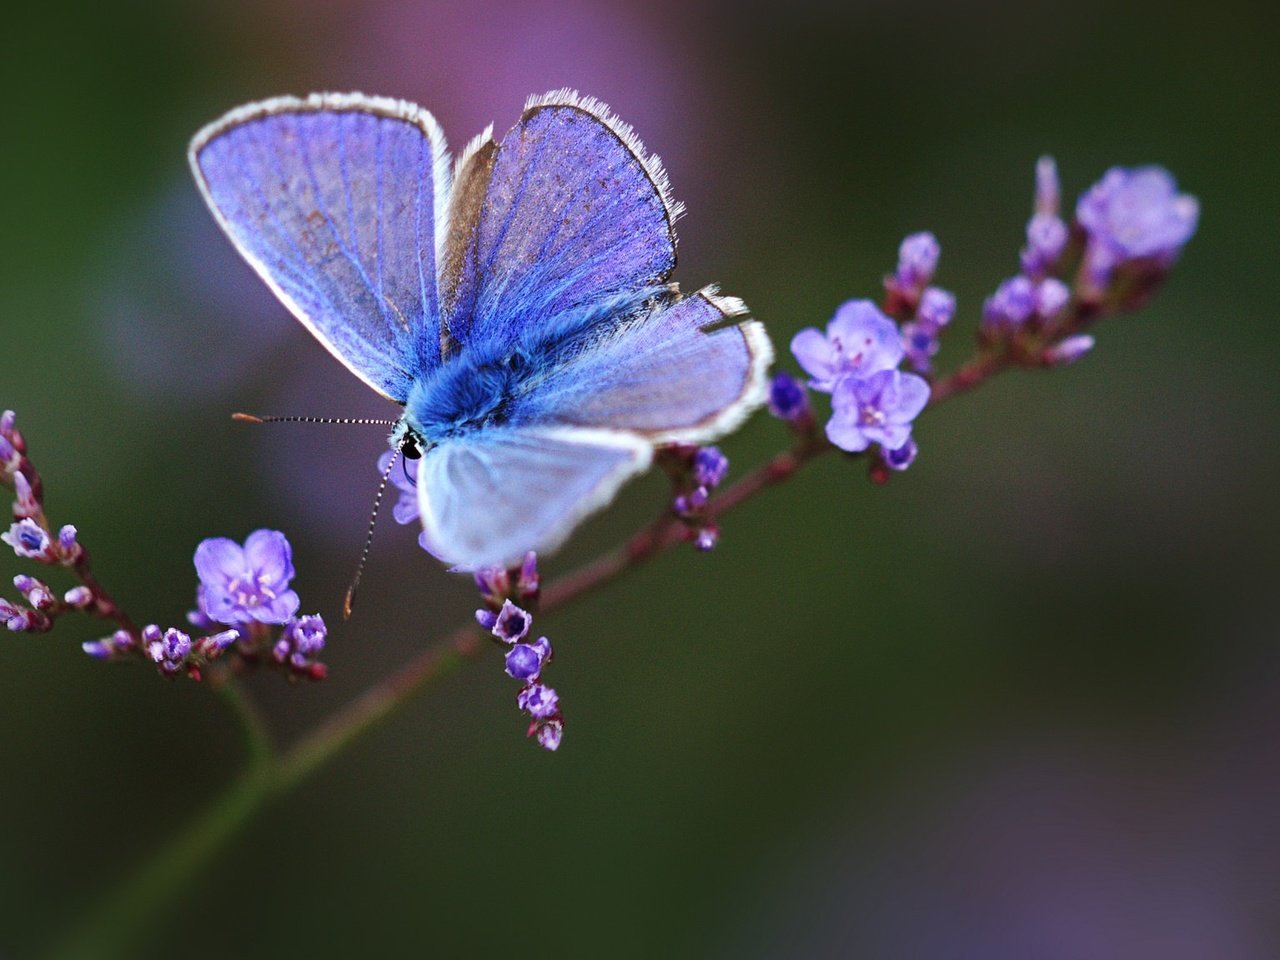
[664,445,730,551]
[475,552,562,751]
[1,421,328,683]
[768,159,1197,485]
[0,410,128,635]
[883,233,957,375]
[981,157,1198,366]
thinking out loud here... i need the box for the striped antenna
[233,412,397,426]
[343,447,401,620]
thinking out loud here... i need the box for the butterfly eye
[399,437,422,460]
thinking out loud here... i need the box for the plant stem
[54,345,1020,959]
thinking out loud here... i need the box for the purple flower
[63,586,93,608]
[491,599,531,644]
[517,683,560,719]
[1034,278,1071,321]
[883,438,919,472]
[982,276,1037,331]
[11,472,39,519]
[194,529,300,626]
[693,446,729,489]
[916,287,956,329]
[767,372,810,423]
[3,519,51,560]
[1043,335,1096,367]
[516,551,540,603]
[1034,155,1061,216]
[901,322,940,373]
[535,719,563,752]
[14,575,55,610]
[273,614,328,670]
[56,525,81,563]
[0,435,17,475]
[82,630,138,660]
[694,525,719,552]
[1076,166,1199,265]
[826,369,931,453]
[505,642,545,681]
[791,300,904,391]
[1021,213,1069,277]
[147,627,192,674]
[377,450,421,526]
[895,232,941,292]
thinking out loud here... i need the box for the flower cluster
[883,232,957,374]
[982,157,1198,363]
[1,423,327,683]
[186,530,328,681]
[791,299,929,468]
[474,552,562,751]
[668,445,730,551]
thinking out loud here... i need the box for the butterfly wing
[417,427,652,569]
[189,93,452,401]
[442,90,680,349]
[512,287,773,444]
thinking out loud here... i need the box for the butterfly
[189,90,772,570]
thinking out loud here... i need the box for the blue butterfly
[189,90,772,569]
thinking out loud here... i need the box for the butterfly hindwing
[417,427,652,569]
[443,90,681,350]
[189,93,452,401]
[512,287,773,444]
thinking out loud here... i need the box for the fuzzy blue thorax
[397,286,668,448]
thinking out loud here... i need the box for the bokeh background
[2,0,1278,957]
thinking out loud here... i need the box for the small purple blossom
[474,565,511,607]
[1043,335,1096,367]
[56,524,82,564]
[14,575,55,610]
[901,322,940,373]
[63,586,93,608]
[791,300,904,391]
[492,599,531,644]
[895,232,941,293]
[695,525,719,552]
[0,435,17,475]
[1021,213,1069,277]
[826,369,930,454]
[1034,278,1071,321]
[273,614,328,676]
[767,372,811,423]
[535,719,563,752]
[3,519,51,560]
[693,447,729,489]
[82,630,136,660]
[916,287,956,329]
[517,683,560,719]
[982,275,1037,331]
[1034,156,1061,216]
[883,439,919,472]
[147,627,192,675]
[11,472,39,519]
[377,450,421,526]
[516,551,540,604]
[505,643,545,681]
[673,486,709,516]
[1076,166,1199,267]
[194,529,300,626]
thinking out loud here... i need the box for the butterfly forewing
[443,91,680,350]
[190,94,451,401]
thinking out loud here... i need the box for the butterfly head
[389,419,427,461]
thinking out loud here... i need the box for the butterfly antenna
[343,447,400,620]
[233,413,398,426]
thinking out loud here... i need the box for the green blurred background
[3,0,1278,957]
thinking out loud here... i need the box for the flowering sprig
[771,159,1198,482]
[0,425,327,682]
[474,552,563,750]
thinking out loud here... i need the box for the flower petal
[243,529,295,585]
[194,538,247,587]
